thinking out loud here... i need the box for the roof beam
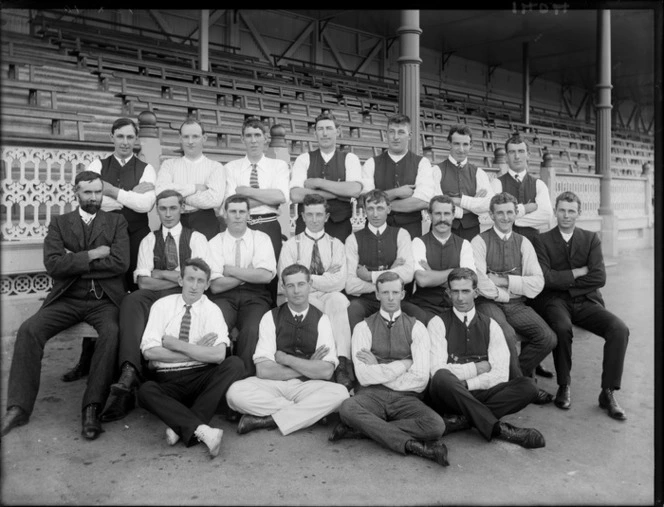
[275,21,315,65]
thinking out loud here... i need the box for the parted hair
[314,111,338,128]
[504,133,529,153]
[428,194,456,214]
[281,263,311,282]
[448,267,478,289]
[387,113,411,128]
[179,118,206,135]
[242,116,268,135]
[183,257,211,280]
[111,117,138,136]
[555,191,582,210]
[224,194,251,211]
[489,191,518,212]
[361,189,390,207]
[156,189,185,206]
[302,193,330,213]
[447,124,473,142]
[376,271,404,290]
[75,170,102,187]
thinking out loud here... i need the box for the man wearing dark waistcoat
[330,272,449,467]
[471,192,556,404]
[1,171,129,440]
[99,190,212,423]
[361,114,434,240]
[427,268,545,449]
[406,195,476,325]
[226,264,349,436]
[345,189,414,334]
[290,112,364,242]
[532,191,629,420]
[433,124,494,241]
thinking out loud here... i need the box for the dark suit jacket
[42,209,130,308]
[534,226,606,307]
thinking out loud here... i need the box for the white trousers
[226,377,349,435]
[309,291,352,358]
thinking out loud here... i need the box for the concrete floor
[0,248,657,505]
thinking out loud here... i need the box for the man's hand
[328,264,342,274]
[151,269,167,280]
[488,273,508,287]
[356,348,378,365]
[275,350,291,366]
[356,265,372,282]
[161,334,180,351]
[572,266,589,278]
[303,178,324,189]
[391,257,406,269]
[101,181,118,197]
[194,183,208,193]
[523,203,538,214]
[88,245,111,262]
[476,189,488,198]
[419,259,432,271]
[132,182,155,193]
[395,184,415,199]
[310,345,329,361]
[198,332,218,347]
[451,196,461,206]
[475,360,491,374]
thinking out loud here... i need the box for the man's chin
[80,204,101,215]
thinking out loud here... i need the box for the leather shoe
[335,356,354,392]
[100,391,135,422]
[554,385,571,410]
[236,414,277,435]
[442,414,471,435]
[61,337,95,382]
[82,404,104,440]
[599,388,627,421]
[496,422,545,449]
[226,409,241,423]
[405,439,450,467]
[532,388,554,405]
[535,364,555,378]
[1,406,29,437]
[110,362,140,396]
[328,422,366,442]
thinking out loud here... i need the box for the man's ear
[178,276,184,288]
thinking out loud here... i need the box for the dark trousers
[347,296,380,334]
[537,295,629,389]
[248,218,283,306]
[8,295,119,415]
[476,298,557,379]
[123,225,150,292]
[401,299,441,325]
[386,215,422,240]
[181,209,220,241]
[295,215,353,243]
[137,357,245,446]
[209,287,272,376]
[118,287,181,372]
[339,385,446,454]
[451,223,480,242]
[428,369,538,440]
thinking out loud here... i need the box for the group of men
[1,113,629,466]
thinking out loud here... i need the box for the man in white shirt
[433,124,494,241]
[224,117,290,305]
[100,190,212,423]
[427,268,544,449]
[405,195,477,325]
[345,190,414,334]
[330,272,449,467]
[155,119,226,241]
[137,258,245,458]
[361,113,434,240]
[278,194,354,391]
[471,192,556,404]
[208,195,276,376]
[290,111,364,242]
[225,264,349,436]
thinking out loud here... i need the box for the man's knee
[430,369,459,393]
[220,355,246,377]
[136,380,159,406]
[338,396,358,421]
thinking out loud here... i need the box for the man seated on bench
[99,190,212,423]
[1,171,129,440]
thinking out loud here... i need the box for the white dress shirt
[432,155,494,220]
[344,223,414,296]
[140,293,229,371]
[208,228,277,282]
[428,307,509,390]
[87,155,157,213]
[361,152,435,204]
[490,169,554,230]
[289,150,364,191]
[155,155,226,213]
[253,305,338,368]
[351,311,430,393]
[224,155,290,215]
[133,222,212,282]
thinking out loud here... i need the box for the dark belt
[248,213,278,225]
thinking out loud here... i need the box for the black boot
[236,414,277,435]
[110,362,141,395]
[61,337,96,382]
[334,356,354,392]
[405,439,450,467]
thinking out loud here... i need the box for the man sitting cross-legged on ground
[278,194,354,391]
[137,258,246,458]
[427,267,544,449]
[100,190,212,423]
[330,272,449,467]
[471,192,556,404]
[225,264,350,436]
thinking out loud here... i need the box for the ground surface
[0,248,657,505]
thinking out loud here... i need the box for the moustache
[434,220,453,227]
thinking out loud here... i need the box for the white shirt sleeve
[411,157,435,203]
[133,233,156,282]
[351,321,411,387]
[207,234,225,281]
[251,230,277,277]
[382,320,431,393]
[360,157,376,192]
[311,236,347,293]
[88,159,157,213]
[253,310,278,364]
[155,158,195,198]
[466,319,510,391]
[344,233,375,296]
[507,236,545,298]
[185,162,226,211]
[459,167,494,216]
[411,237,427,273]
[289,153,310,189]
[344,152,364,188]
[316,313,339,368]
[514,179,554,230]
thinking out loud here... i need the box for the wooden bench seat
[2,80,65,109]
[1,105,94,140]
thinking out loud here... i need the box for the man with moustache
[1,171,129,440]
[433,124,494,241]
[290,111,364,242]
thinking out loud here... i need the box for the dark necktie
[250,163,260,189]
[294,314,303,325]
[515,174,521,183]
[464,315,470,343]
[383,315,398,329]
[120,158,126,166]
[165,232,178,271]
[305,232,324,276]
[179,305,192,342]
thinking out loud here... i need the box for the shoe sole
[110,384,133,396]
[209,430,223,458]
[554,401,571,410]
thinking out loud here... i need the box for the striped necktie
[305,232,324,276]
[179,305,192,342]
[250,163,260,189]
[165,232,178,270]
